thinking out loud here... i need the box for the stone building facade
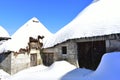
[43,34,120,70]
[0,36,43,75]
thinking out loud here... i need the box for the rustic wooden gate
[42,53,54,66]
[30,54,37,66]
[77,40,106,70]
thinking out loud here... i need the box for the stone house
[0,36,43,75]
[43,0,120,70]
[43,33,120,70]
[0,17,53,75]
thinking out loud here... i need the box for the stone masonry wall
[0,53,11,74]
[53,40,78,67]
[11,52,30,75]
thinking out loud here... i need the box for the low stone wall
[11,52,30,75]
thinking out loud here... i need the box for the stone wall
[106,40,120,52]
[44,40,79,67]
[10,49,42,75]
[0,52,11,74]
[44,39,120,68]
[10,36,43,75]
[11,52,30,75]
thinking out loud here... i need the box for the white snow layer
[0,41,7,53]
[0,26,10,37]
[4,17,53,51]
[8,61,76,80]
[61,52,120,80]
[0,69,10,80]
[44,0,120,48]
[0,26,10,53]
[87,52,120,80]
[1,52,119,80]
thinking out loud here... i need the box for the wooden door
[77,40,106,70]
[30,54,37,66]
[42,53,54,66]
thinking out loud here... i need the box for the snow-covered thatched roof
[44,0,120,48]
[0,26,10,53]
[0,26,10,38]
[4,17,53,51]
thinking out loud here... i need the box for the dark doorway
[42,53,54,66]
[30,54,37,66]
[77,40,106,70]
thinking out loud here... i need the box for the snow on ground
[62,52,120,80]
[61,68,93,80]
[0,52,120,80]
[87,52,120,80]
[8,61,76,80]
[0,69,10,80]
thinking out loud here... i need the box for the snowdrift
[89,52,120,80]
[1,52,120,80]
[0,69,10,80]
[8,61,76,80]
[61,68,93,80]
[61,52,120,80]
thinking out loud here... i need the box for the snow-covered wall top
[5,17,53,51]
[44,0,120,48]
[0,26,10,37]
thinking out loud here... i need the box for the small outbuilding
[0,36,43,75]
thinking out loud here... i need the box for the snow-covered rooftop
[0,26,10,37]
[0,26,10,53]
[4,17,53,51]
[44,0,120,48]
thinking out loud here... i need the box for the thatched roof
[44,0,120,48]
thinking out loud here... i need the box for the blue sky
[0,0,92,35]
